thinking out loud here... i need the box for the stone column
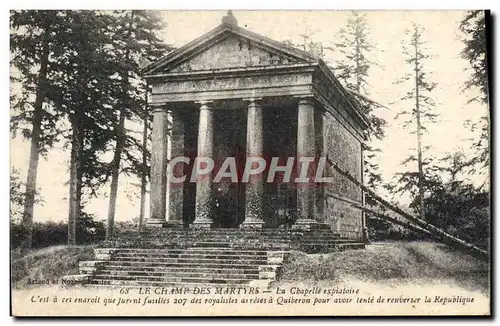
[294,97,317,229]
[148,107,168,227]
[166,109,185,227]
[192,102,215,228]
[242,99,265,229]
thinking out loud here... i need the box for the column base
[291,219,318,231]
[190,219,214,229]
[146,219,166,228]
[362,227,370,244]
[240,220,265,230]
[164,220,184,229]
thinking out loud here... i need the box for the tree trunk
[106,107,126,239]
[139,83,149,231]
[106,11,134,238]
[68,116,83,245]
[414,32,425,221]
[21,28,50,250]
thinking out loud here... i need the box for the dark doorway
[263,104,297,228]
[213,109,247,228]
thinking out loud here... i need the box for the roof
[141,21,318,75]
[142,17,370,130]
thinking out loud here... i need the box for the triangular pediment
[143,24,317,75]
[169,34,306,73]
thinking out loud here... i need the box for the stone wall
[321,110,363,240]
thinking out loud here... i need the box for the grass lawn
[11,241,490,296]
[10,241,490,315]
[278,241,489,295]
[11,245,95,289]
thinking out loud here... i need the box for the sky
[9,10,488,223]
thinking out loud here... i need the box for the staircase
[65,227,364,287]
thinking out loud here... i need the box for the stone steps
[105,227,358,252]
[113,253,269,260]
[66,227,365,288]
[102,261,264,269]
[89,279,258,289]
[92,275,253,285]
[99,267,260,275]
[111,234,298,238]
[108,257,268,264]
[116,228,337,234]
[113,230,345,240]
[112,236,350,242]
[98,270,261,280]
[113,248,270,256]
[89,279,261,288]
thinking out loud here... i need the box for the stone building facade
[142,13,369,240]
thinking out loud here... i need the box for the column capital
[296,96,315,106]
[243,98,263,109]
[243,97,263,102]
[152,106,167,114]
[196,100,215,110]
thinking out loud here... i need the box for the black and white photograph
[9,9,491,316]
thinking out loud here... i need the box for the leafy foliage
[10,11,67,154]
[423,181,489,249]
[10,10,170,244]
[389,23,439,219]
[394,24,439,133]
[460,10,488,103]
[10,212,105,249]
[463,116,490,181]
[330,11,387,195]
[334,11,374,94]
[10,168,42,223]
[460,11,490,182]
[384,150,489,248]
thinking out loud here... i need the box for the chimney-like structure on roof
[221,10,238,27]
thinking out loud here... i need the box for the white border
[2,1,497,324]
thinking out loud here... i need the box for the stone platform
[66,227,364,287]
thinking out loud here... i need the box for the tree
[41,11,119,245]
[104,10,168,238]
[11,10,169,245]
[460,11,489,181]
[460,10,488,103]
[45,11,161,244]
[331,11,387,202]
[105,10,136,240]
[10,168,43,224]
[390,23,439,221]
[334,11,373,94]
[10,11,67,249]
[420,152,489,249]
[285,12,388,193]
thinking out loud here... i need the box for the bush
[10,212,105,249]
